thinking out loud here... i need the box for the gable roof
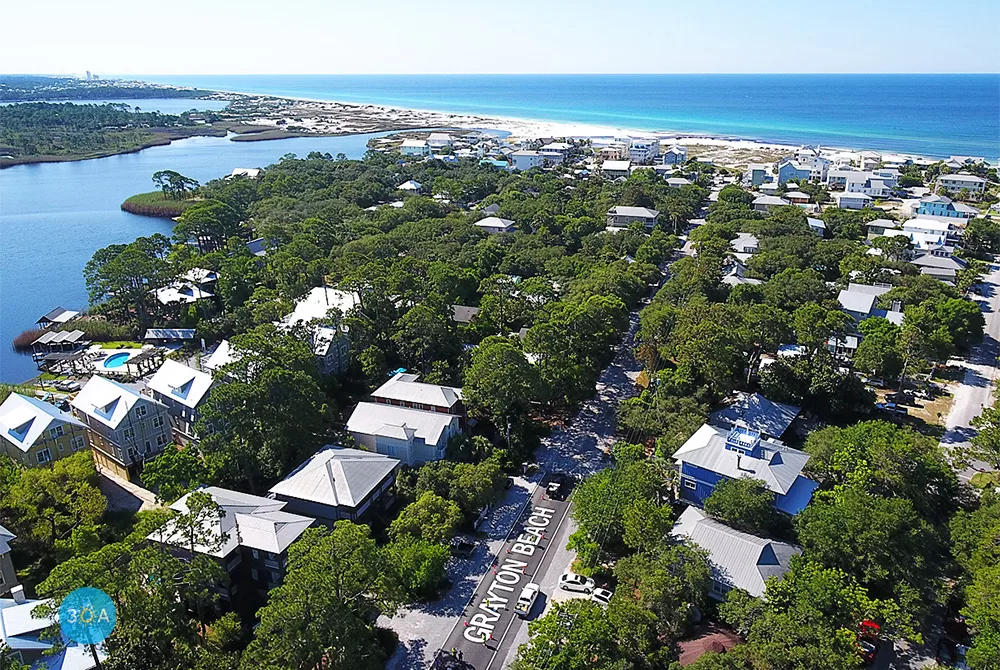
[0,524,14,554]
[146,359,214,409]
[0,393,85,452]
[203,339,235,372]
[152,486,313,558]
[347,402,458,446]
[71,376,163,429]
[371,372,463,408]
[709,392,800,439]
[269,446,400,509]
[36,307,79,325]
[673,424,813,497]
[144,328,197,341]
[672,506,800,597]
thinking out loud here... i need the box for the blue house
[915,195,978,219]
[673,424,818,515]
[775,160,812,185]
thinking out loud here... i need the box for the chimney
[11,584,26,604]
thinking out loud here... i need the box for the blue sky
[6,0,999,75]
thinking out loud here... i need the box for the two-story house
[511,150,545,171]
[775,160,812,184]
[628,139,659,164]
[71,375,172,482]
[673,424,818,515]
[475,216,517,235]
[371,372,465,420]
[148,486,314,612]
[915,195,978,220]
[280,286,358,376]
[601,160,631,179]
[146,359,214,445]
[662,145,687,166]
[938,173,987,196]
[606,206,659,229]
[269,446,401,526]
[0,393,90,467]
[400,139,431,156]
[752,195,789,213]
[0,525,16,597]
[347,401,460,466]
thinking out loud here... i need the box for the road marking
[484,497,574,670]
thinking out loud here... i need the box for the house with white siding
[146,359,214,445]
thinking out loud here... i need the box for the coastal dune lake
[0,128,409,383]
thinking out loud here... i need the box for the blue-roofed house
[673,424,818,515]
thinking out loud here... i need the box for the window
[57,442,64,453]
[36,448,52,465]
[270,571,280,584]
[251,568,259,581]
[135,405,148,418]
[49,425,64,439]
[711,581,731,595]
[155,434,168,447]
[122,427,135,441]
[126,447,138,460]
[683,479,697,491]
[152,415,164,428]
[251,549,259,560]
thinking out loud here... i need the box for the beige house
[71,376,171,482]
[0,393,89,467]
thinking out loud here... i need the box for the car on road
[590,588,613,607]
[514,582,541,618]
[559,573,595,593]
[546,474,570,501]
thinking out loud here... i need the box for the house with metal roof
[606,206,659,229]
[398,179,422,192]
[35,307,80,329]
[601,160,632,179]
[475,216,517,234]
[148,486,314,606]
[720,261,762,287]
[1,586,106,669]
[0,393,89,468]
[346,401,460,465]
[269,446,401,525]
[915,195,978,220]
[71,376,171,482]
[937,173,987,195]
[837,284,904,327]
[662,145,687,165]
[673,424,818,515]
[752,195,789,213]
[909,249,967,284]
[146,359,214,445]
[0,525,16,597]
[672,506,800,599]
[709,392,800,440]
[832,191,873,210]
[400,138,431,156]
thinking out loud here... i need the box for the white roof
[834,191,873,201]
[372,372,463,408]
[540,142,572,151]
[0,393,85,452]
[153,486,313,558]
[867,218,898,229]
[37,307,80,324]
[146,359,213,409]
[806,217,826,229]
[731,232,760,251]
[282,287,360,328]
[672,506,800,597]
[666,177,692,186]
[229,168,261,178]
[710,392,800,439]
[838,288,879,315]
[347,402,458,446]
[784,191,809,199]
[182,268,218,284]
[71,376,163,429]
[398,180,422,190]
[0,524,14,554]
[608,205,659,218]
[475,216,516,231]
[203,339,235,372]
[401,138,428,147]
[673,424,811,496]
[753,195,789,206]
[427,132,452,142]
[602,160,631,171]
[154,281,214,305]
[903,218,951,233]
[940,173,987,184]
[269,446,400,509]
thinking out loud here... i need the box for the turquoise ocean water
[140,74,1000,159]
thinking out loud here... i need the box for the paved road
[434,478,574,670]
[938,264,1000,482]
[383,309,644,670]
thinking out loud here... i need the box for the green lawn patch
[99,340,144,349]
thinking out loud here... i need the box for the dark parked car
[546,473,571,501]
[449,538,476,558]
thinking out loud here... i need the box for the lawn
[99,341,144,349]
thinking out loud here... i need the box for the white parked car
[590,587,613,606]
[559,572,595,594]
[514,582,540,618]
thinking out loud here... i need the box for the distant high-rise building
[85,70,92,80]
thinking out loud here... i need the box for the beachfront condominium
[0,392,90,468]
[71,375,172,482]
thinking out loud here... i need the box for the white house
[398,180,422,192]
[426,133,454,150]
[938,173,987,195]
[346,402,460,465]
[146,359,214,445]
[475,216,517,234]
[601,160,632,179]
[511,150,545,171]
[832,192,873,210]
[666,177,692,188]
[628,139,659,164]
[671,506,801,599]
[228,167,261,179]
[730,232,760,259]
[0,526,15,597]
[837,283,904,327]
[806,217,826,236]
[400,139,431,156]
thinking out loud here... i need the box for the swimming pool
[103,352,132,369]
